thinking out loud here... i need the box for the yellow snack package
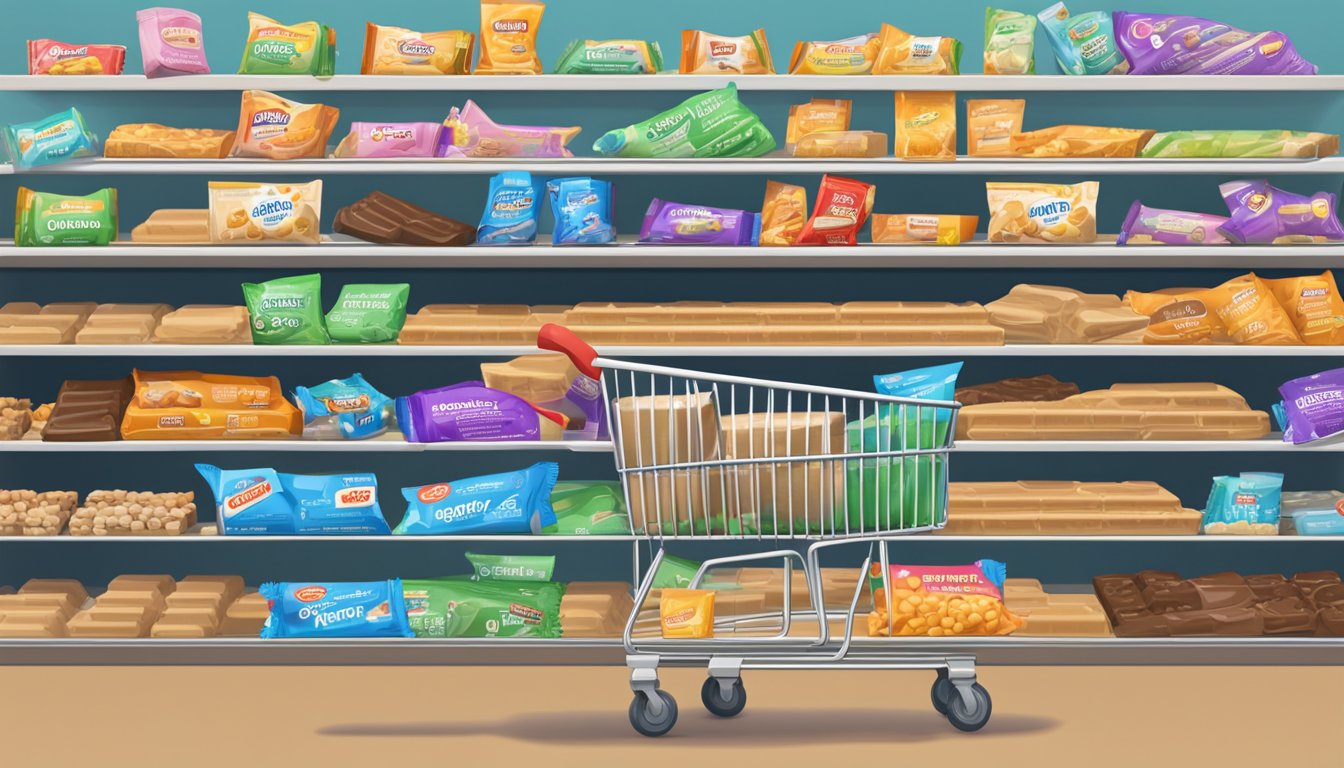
[894,91,956,161]
[986,181,1099,244]
[788,33,880,75]
[785,98,851,149]
[230,90,339,160]
[680,29,774,74]
[1125,288,1229,345]
[207,181,322,245]
[361,23,474,75]
[871,214,978,245]
[1011,125,1156,158]
[1198,273,1302,345]
[872,23,962,75]
[237,13,335,76]
[759,180,808,246]
[477,0,545,75]
[659,589,715,639]
[966,99,1025,157]
[1265,271,1344,345]
[121,369,302,440]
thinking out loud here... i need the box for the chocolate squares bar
[334,191,475,247]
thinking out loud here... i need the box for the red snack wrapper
[28,39,126,75]
[796,174,875,246]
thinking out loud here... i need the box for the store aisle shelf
[1,532,1337,543]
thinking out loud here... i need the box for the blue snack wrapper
[294,373,394,440]
[1201,472,1284,534]
[3,107,99,170]
[396,461,559,535]
[547,176,615,244]
[260,579,413,638]
[478,171,540,245]
[197,463,390,535]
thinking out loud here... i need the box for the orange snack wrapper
[659,589,715,639]
[1010,125,1156,158]
[1126,289,1230,345]
[680,29,774,74]
[759,180,808,246]
[121,370,302,440]
[1265,271,1344,345]
[871,214,978,245]
[797,175,875,246]
[1198,274,1302,345]
[895,91,956,160]
[966,99,1024,157]
[872,24,962,75]
[28,40,126,75]
[361,23,474,75]
[793,130,887,158]
[788,33,880,75]
[785,98,851,149]
[868,562,1023,638]
[477,0,544,75]
[230,91,339,160]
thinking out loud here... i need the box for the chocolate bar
[333,191,476,247]
[41,378,133,442]
[956,374,1080,405]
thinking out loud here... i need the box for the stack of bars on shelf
[1003,579,1112,637]
[944,481,1203,535]
[0,303,250,344]
[0,490,196,535]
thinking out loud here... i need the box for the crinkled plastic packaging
[545,481,631,535]
[1199,273,1301,345]
[786,98,851,150]
[2,108,99,170]
[794,130,887,158]
[593,84,775,158]
[1118,202,1229,245]
[1280,367,1344,444]
[466,552,555,581]
[1126,288,1229,345]
[480,354,607,440]
[230,90,339,160]
[1010,125,1154,158]
[403,578,563,637]
[638,198,760,246]
[873,24,961,74]
[871,214,978,245]
[660,589,716,639]
[395,462,559,535]
[137,8,209,77]
[547,177,615,244]
[1266,272,1344,346]
[293,373,395,440]
[121,369,303,440]
[15,187,117,247]
[868,560,1023,637]
[440,100,579,158]
[797,175,875,246]
[1142,130,1339,159]
[895,91,956,160]
[1217,180,1344,245]
[1202,472,1283,535]
[207,180,322,245]
[966,99,1024,157]
[789,33,880,75]
[196,463,390,535]
[261,580,412,638]
[759,181,807,246]
[325,283,409,344]
[477,0,545,74]
[681,29,774,74]
[554,39,663,74]
[333,122,444,159]
[1113,12,1318,76]
[1038,3,1128,75]
[986,181,1099,244]
[242,273,330,345]
[985,8,1036,74]
[361,24,473,75]
[28,39,125,75]
[238,12,335,76]
[396,381,566,443]
[478,171,542,245]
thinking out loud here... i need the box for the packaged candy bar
[230,91,339,160]
[794,131,887,158]
[554,39,663,74]
[242,273,330,345]
[207,181,322,245]
[1199,273,1302,345]
[293,373,395,440]
[797,175,875,246]
[986,181,1099,244]
[544,481,631,535]
[966,99,1024,157]
[759,181,807,246]
[324,284,410,344]
[894,91,956,160]
[547,177,615,244]
[873,24,961,74]
[1202,473,1283,535]
[594,85,774,159]
[238,12,335,76]
[403,578,563,638]
[480,354,606,440]
[788,33,879,75]
[361,23,473,75]
[680,29,774,74]
[660,589,715,639]
[1217,180,1344,245]
[332,122,443,159]
[1038,3,1127,75]
[28,39,125,75]
[14,187,117,247]
[638,199,760,246]
[137,7,209,78]
[466,552,555,581]
[105,124,234,159]
[2,108,99,170]
[1265,272,1344,346]
[985,8,1036,74]
[440,100,579,158]
[867,560,1023,637]
[334,192,476,246]
[395,462,559,535]
[1284,491,1344,536]
[1118,202,1230,245]
[1010,125,1155,158]
[1125,288,1229,345]
[478,171,541,245]
[396,382,566,443]
[1142,130,1340,159]
[871,214,978,245]
[1113,12,1317,76]
[1280,368,1344,444]
[786,98,851,150]
[196,464,390,535]
[260,580,412,638]
[477,0,545,75]
[121,369,302,440]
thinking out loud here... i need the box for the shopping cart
[540,325,989,736]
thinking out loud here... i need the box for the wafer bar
[152,306,250,344]
[105,124,234,159]
[945,480,1202,535]
[334,191,476,246]
[131,210,210,244]
[986,284,1149,344]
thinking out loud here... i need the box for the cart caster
[945,683,992,732]
[629,690,678,737]
[701,676,747,718]
[930,671,952,715]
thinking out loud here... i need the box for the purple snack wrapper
[1279,368,1344,444]
[1117,200,1230,245]
[333,122,443,159]
[395,381,562,443]
[137,7,210,78]
[1217,180,1344,245]
[1113,12,1318,76]
[638,198,761,246]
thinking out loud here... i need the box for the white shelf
[2,532,1335,544]
[954,438,1318,452]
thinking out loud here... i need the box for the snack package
[2,108,99,171]
[14,187,117,247]
[1202,472,1283,535]
[137,7,210,77]
[639,199,760,246]
[395,462,559,535]
[396,382,567,442]
[481,354,607,440]
[793,131,887,158]
[759,181,808,246]
[867,560,1023,637]
[466,552,556,581]
[554,39,663,74]
[293,373,395,440]
[985,8,1036,74]
[477,0,545,75]
[545,481,631,535]
[403,578,563,638]
[1142,130,1340,159]
[27,40,125,75]
[895,91,956,160]
[1198,273,1302,345]
[986,181,1099,243]
[680,29,774,74]
[547,177,615,245]
[660,589,715,639]
[1125,288,1229,345]
[785,98,852,150]
[238,12,335,76]
[324,284,409,344]
[788,33,880,75]
[196,464,390,535]
[873,24,962,74]
[242,273,330,345]
[334,191,476,246]
[1280,368,1344,444]
[1038,3,1127,75]
[871,214,978,245]
[332,122,444,159]
[797,176,875,246]
[105,124,234,159]
[1284,490,1344,536]
[1217,180,1344,245]
[440,100,579,158]
[361,23,473,75]
[1265,272,1344,346]
[120,369,303,440]
[478,171,541,245]
[1113,12,1318,76]
[593,84,775,159]
[1118,202,1230,246]
[1010,125,1155,158]
[230,90,339,160]
[260,580,412,639]
[207,181,322,245]
[651,554,703,589]
[966,99,1025,156]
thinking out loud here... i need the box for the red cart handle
[538,323,602,380]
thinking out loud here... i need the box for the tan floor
[2,665,1339,767]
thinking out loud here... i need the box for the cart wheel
[930,672,953,715]
[629,690,678,737]
[945,683,992,732]
[701,677,747,718]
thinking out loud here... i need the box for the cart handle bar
[538,323,603,380]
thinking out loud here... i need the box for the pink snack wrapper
[137,7,209,78]
[333,122,445,159]
[439,100,580,158]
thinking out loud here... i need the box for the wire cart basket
[540,325,989,736]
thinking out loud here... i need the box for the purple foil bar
[1218,180,1344,245]
[638,198,760,246]
[1113,12,1318,76]
[1280,368,1344,445]
[396,382,549,443]
[1118,200,1230,245]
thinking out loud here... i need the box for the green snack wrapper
[544,481,632,535]
[592,84,776,158]
[14,187,117,247]
[324,283,410,344]
[242,273,330,345]
[403,578,564,638]
[554,39,664,74]
[238,13,336,76]
[465,552,556,581]
[1141,130,1341,159]
[840,410,949,532]
[652,554,701,589]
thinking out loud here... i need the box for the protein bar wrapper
[593,84,774,159]
[395,462,559,535]
[681,29,774,74]
[788,33,879,75]
[237,12,335,76]
[553,39,662,74]
[120,369,302,440]
[28,40,125,75]
[1142,130,1340,159]
[207,181,322,245]
[261,580,412,639]
[15,187,117,247]
[1118,202,1229,246]
[403,578,563,638]
[1279,367,1344,445]
[1113,12,1317,76]
[361,23,473,75]
[872,24,961,74]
